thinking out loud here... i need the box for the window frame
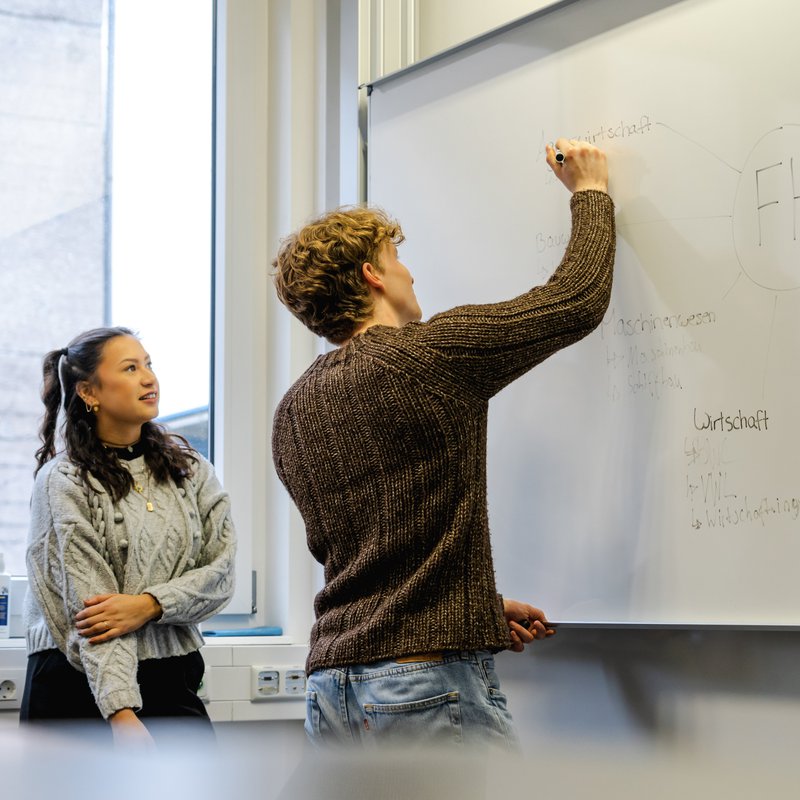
[210,0,361,636]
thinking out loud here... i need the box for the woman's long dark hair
[35,326,196,501]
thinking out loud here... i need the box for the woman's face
[80,335,160,444]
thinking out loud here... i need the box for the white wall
[416,0,557,62]
[361,0,558,81]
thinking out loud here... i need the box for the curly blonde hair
[272,206,405,344]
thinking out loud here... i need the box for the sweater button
[187,558,196,568]
[114,512,124,523]
[119,539,128,549]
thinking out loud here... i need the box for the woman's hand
[108,708,155,748]
[75,593,162,644]
[503,597,556,652]
[546,138,609,194]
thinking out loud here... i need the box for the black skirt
[20,648,214,740]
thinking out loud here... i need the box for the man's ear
[361,260,384,290]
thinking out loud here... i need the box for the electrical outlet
[0,669,26,709]
[249,666,305,701]
[283,667,306,696]
[251,666,280,700]
[0,680,17,701]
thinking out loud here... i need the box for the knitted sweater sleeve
[400,190,616,400]
[144,456,236,624]
[26,462,142,719]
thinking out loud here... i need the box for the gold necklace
[134,474,154,512]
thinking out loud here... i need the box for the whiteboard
[367,0,800,626]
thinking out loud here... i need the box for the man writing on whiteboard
[271,138,615,748]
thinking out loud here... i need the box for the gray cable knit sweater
[273,190,616,675]
[25,452,236,718]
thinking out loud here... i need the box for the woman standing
[20,327,236,745]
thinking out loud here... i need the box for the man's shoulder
[352,321,437,361]
[277,353,326,398]
[274,324,438,410]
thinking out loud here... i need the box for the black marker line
[656,122,741,174]
[722,272,741,301]
[762,294,778,403]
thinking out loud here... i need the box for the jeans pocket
[482,657,510,707]
[480,655,499,688]
[305,690,321,741]
[363,691,462,744]
[487,686,510,712]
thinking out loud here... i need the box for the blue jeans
[305,651,518,750]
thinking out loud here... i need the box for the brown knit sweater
[273,190,616,674]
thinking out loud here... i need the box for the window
[109,0,213,456]
[0,0,213,576]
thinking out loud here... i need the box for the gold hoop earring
[85,401,99,414]
[85,401,92,413]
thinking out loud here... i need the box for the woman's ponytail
[34,348,67,474]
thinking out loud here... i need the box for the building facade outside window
[0,0,212,576]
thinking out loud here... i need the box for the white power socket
[0,668,26,710]
[250,666,305,701]
[283,668,306,696]
[251,666,280,699]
